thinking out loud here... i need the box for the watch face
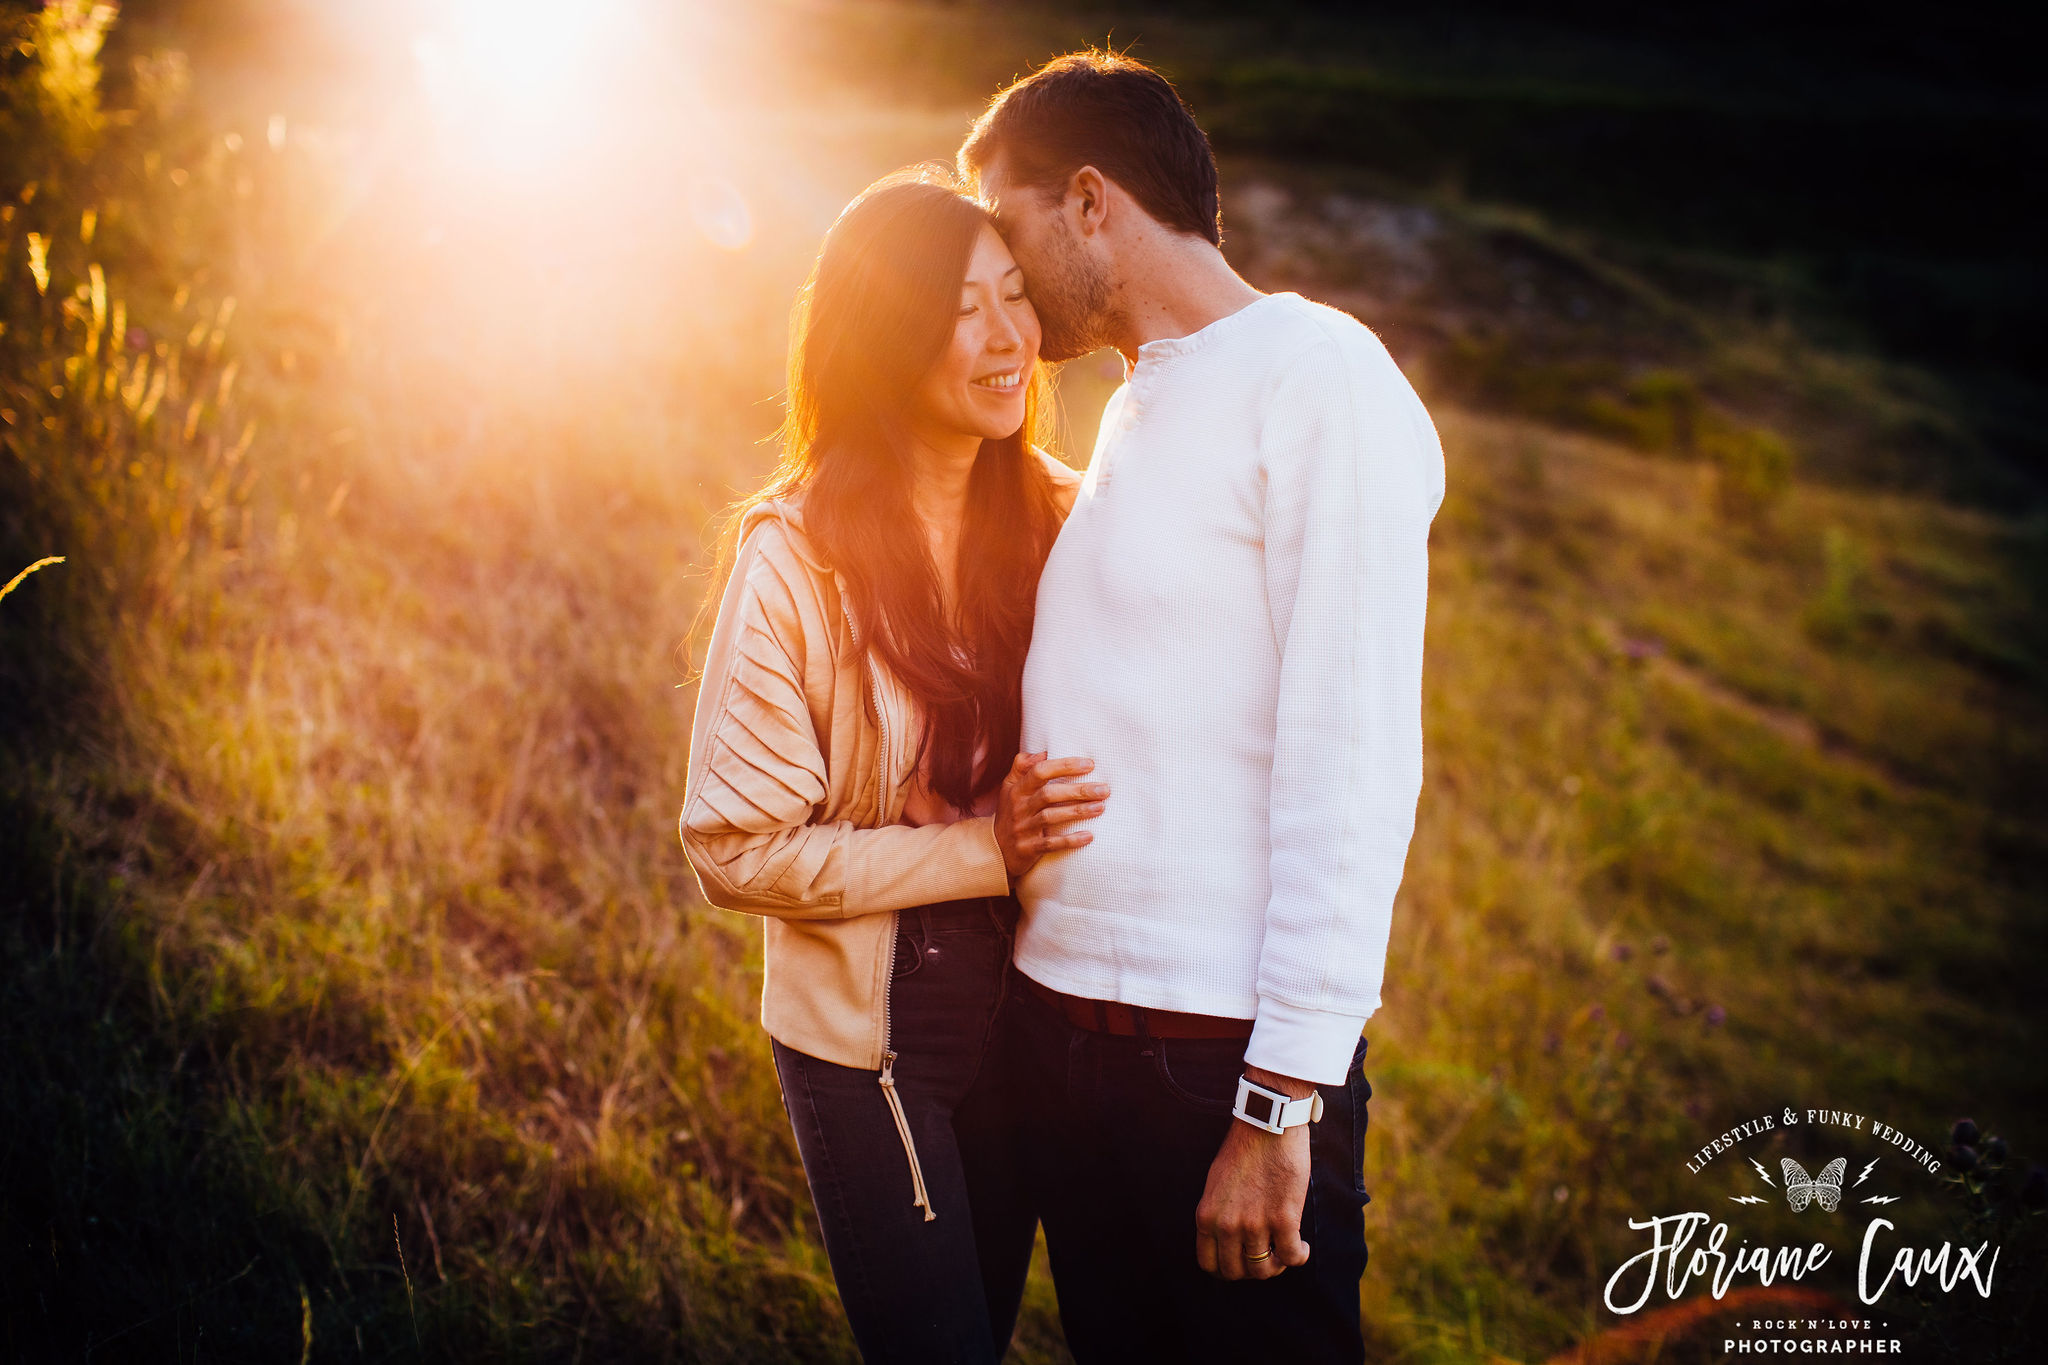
[1240,1087,1280,1126]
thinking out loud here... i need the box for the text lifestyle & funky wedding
[1685,1109,1944,1177]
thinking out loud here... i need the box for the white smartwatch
[1232,1075,1324,1134]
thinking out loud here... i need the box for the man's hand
[1195,1065,1315,1280]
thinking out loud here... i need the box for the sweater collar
[1131,290,1295,366]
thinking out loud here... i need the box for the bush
[1803,525,1869,646]
[1709,423,1795,522]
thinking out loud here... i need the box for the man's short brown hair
[959,50,1221,246]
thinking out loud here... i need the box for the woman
[679,168,1107,1362]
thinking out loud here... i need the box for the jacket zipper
[863,613,894,1056]
[843,592,934,1221]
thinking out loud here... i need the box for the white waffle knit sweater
[1015,291,1445,1086]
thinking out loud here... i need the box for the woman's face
[906,223,1041,444]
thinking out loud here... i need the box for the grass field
[4,3,2045,1361]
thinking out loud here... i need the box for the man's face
[978,155,1114,364]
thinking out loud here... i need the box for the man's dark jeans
[1006,978,1373,1364]
[771,897,1036,1365]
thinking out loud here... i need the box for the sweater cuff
[1245,996,1368,1087]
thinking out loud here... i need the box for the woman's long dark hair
[715,166,1063,811]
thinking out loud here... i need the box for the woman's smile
[973,367,1024,391]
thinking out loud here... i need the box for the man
[958,52,1445,1362]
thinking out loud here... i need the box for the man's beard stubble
[1028,228,1118,364]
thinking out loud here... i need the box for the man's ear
[1069,165,1110,237]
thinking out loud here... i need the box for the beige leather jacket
[680,452,1081,1071]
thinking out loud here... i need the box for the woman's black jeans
[770,895,1036,1364]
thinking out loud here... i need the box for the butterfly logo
[1781,1157,1846,1212]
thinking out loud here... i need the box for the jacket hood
[737,495,834,576]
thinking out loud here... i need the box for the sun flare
[412,0,633,164]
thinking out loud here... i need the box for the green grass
[4,4,2046,1362]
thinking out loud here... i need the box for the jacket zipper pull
[877,1049,936,1223]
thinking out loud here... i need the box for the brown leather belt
[1023,974,1254,1040]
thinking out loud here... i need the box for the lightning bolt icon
[1862,1195,1900,1205]
[1855,1159,1879,1187]
[1751,1158,1775,1186]
[1729,1195,1768,1205]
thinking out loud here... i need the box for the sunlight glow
[689,176,753,252]
[412,0,635,168]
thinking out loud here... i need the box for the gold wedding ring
[1245,1246,1272,1262]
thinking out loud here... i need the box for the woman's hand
[994,751,1108,881]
